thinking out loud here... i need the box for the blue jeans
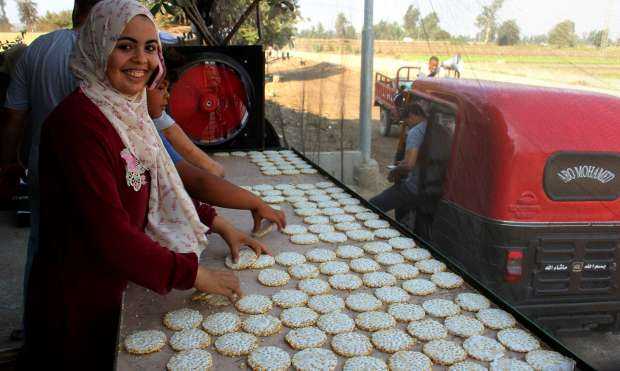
[369,182,418,222]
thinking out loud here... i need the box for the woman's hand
[194,266,242,301]
[251,202,286,233]
[212,216,271,262]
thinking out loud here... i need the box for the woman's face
[106,15,159,96]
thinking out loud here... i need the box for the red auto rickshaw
[406,78,620,332]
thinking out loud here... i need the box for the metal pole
[359,0,374,163]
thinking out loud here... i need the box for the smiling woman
[106,15,160,96]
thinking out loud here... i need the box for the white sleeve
[152,111,175,131]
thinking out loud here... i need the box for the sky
[4,0,619,39]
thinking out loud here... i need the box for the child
[148,78,226,177]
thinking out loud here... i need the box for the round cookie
[402,279,437,296]
[320,207,346,216]
[276,251,307,266]
[330,214,356,223]
[287,196,308,204]
[463,335,506,362]
[415,259,447,274]
[423,339,467,366]
[355,311,396,332]
[334,222,363,232]
[282,169,301,175]
[262,169,282,176]
[318,231,347,243]
[374,286,411,304]
[497,328,540,353]
[329,273,363,290]
[169,328,211,352]
[350,257,381,273]
[248,346,291,371]
[296,183,316,190]
[338,197,361,206]
[354,211,378,220]
[191,292,232,307]
[317,201,340,209]
[166,349,213,371]
[124,330,167,355]
[258,268,291,287]
[388,237,416,250]
[308,194,331,203]
[225,249,258,270]
[254,184,275,192]
[294,201,318,209]
[251,254,276,269]
[280,307,319,328]
[455,292,491,312]
[272,289,309,308]
[308,294,345,314]
[201,312,241,336]
[331,332,373,357]
[164,308,203,331]
[362,272,397,288]
[242,314,283,337]
[298,278,331,295]
[401,248,431,262]
[319,261,350,275]
[283,224,309,235]
[300,168,318,174]
[375,252,405,266]
[291,233,320,245]
[388,351,432,371]
[308,224,335,234]
[264,195,286,204]
[373,228,400,239]
[285,327,327,350]
[388,303,425,322]
[295,208,321,217]
[284,189,306,197]
[343,356,388,371]
[292,348,338,371]
[262,189,283,197]
[214,332,258,357]
[315,181,335,189]
[324,186,345,195]
[335,245,364,259]
[445,315,485,338]
[422,298,461,318]
[525,350,573,370]
[491,358,534,371]
[235,294,273,314]
[346,292,383,312]
[371,328,415,353]
[450,361,489,371]
[407,319,448,341]
[304,215,330,225]
[305,248,336,263]
[275,183,296,190]
[362,241,392,255]
[476,308,516,330]
[289,263,320,280]
[364,219,390,229]
[387,263,419,280]
[346,229,375,242]
[431,271,464,289]
[317,312,356,334]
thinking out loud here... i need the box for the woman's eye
[117,43,133,51]
[145,44,157,53]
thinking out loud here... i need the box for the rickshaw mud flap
[289,147,596,371]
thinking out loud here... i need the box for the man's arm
[1,108,27,166]
[176,160,286,232]
[163,123,225,177]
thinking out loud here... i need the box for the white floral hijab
[70,0,209,256]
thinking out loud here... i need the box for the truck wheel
[380,108,391,137]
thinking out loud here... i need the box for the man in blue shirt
[370,102,428,221]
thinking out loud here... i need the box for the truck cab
[402,78,620,332]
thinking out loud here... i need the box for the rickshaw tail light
[505,250,524,283]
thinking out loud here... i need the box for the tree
[403,5,419,38]
[586,29,608,48]
[17,0,38,31]
[0,0,12,31]
[418,12,449,41]
[334,13,355,39]
[373,20,404,40]
[37,10,72,31]
[496,19,519,45]
[146,0,301,49]
[548,20,576,47]
[475,0,504,43]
